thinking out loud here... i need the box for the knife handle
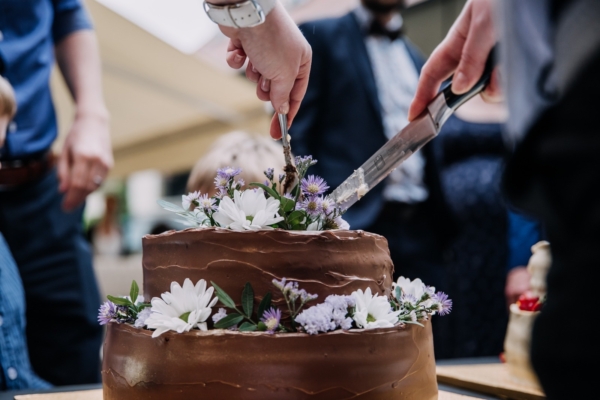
[442,44,498,111]
[427,45,498,130]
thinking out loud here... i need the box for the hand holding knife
[330,46,498,211]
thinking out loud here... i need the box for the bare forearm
[55,30,109,121]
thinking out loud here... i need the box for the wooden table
[437,363,545,400]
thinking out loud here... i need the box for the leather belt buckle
[0,152,55,188]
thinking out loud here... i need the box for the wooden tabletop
[437,363,545,400]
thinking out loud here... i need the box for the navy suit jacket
[292,13,456,244]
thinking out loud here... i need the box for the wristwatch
[204,0,277,28]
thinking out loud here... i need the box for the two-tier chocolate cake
[101,228,439,399]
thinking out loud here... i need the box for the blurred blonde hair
[187,131,286,196]
[0,76,17,118]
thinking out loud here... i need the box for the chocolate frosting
[142,228,394,306]
[102,321,438,400]
[103,228,438,399]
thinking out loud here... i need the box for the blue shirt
[0,0,92,160]
[0,233,50,390]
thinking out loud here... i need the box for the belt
[0,152,55,187]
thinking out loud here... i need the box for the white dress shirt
[354,6,428,204]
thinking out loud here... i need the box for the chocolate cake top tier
[142,228,394,305]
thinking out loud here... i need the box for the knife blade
[330,46,497,211]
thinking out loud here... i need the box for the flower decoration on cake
[101,276,451,337]
[158,155,349,231]
[144,279,218,338]
[212,189,284,231]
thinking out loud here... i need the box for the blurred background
[50,0,467,299]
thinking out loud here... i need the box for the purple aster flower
[217,166,242,179]
[198,193,217,212]
[261,307,282,333]
[212,308,228,324]
[433,292,453,316]
[98,301,117,325]
[182,191,201,210]
[264,179,271,187]
[236,178,245,188]
[214,174,229,190]
[278,173,285,184]
[298,196,323,217]
[264,168,274,181]
[283,193,294,200]
[301,175,329,196]
[134,307,152,328]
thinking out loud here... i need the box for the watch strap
[204,0,277,28]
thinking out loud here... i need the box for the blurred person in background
[91,195,122,256]
[291,0,457,291]
[409,0,600,396]
[0,1,110,385]
[1,75,50,391]
[433,97,511,358]
[187,131,285,196]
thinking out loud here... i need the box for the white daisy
[352,287,401,329]
[213,189,283,231]
[145,279,218,338]
[393,276,429,305]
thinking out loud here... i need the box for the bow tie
[368,19,403,41]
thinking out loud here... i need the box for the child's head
[0,76,17,147]
[187,131,286,196]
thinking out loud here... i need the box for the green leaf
[130,280,140,305]
[280,197,295,213]
[287,210,305,224]
[241,282,254,318]
[257,292,272,320]
[107,295,131,306]
[211,281,236,309]
[249,182,280,199]
[157,199,186,213]
[214,313,244,329]
[137,303,151,311]
[257,322,268,331]
[239,322,258,332]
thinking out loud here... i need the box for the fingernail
[279,102,289,114]
[234,54,243,63]
[261,79,270,92]
[452,72,467,93]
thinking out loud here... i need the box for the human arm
[55,28,112,211]
[408,0,502,121]
[209,1,312,139]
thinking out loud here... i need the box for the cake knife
[330,48,497,210]
[279,113,298,193]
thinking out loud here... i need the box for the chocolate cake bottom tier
[102,322,438,400]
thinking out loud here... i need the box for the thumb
[269,76,294,117]
[57,148,71,193]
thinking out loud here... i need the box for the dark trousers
[503,50,600,399]
[0,169,102,385]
